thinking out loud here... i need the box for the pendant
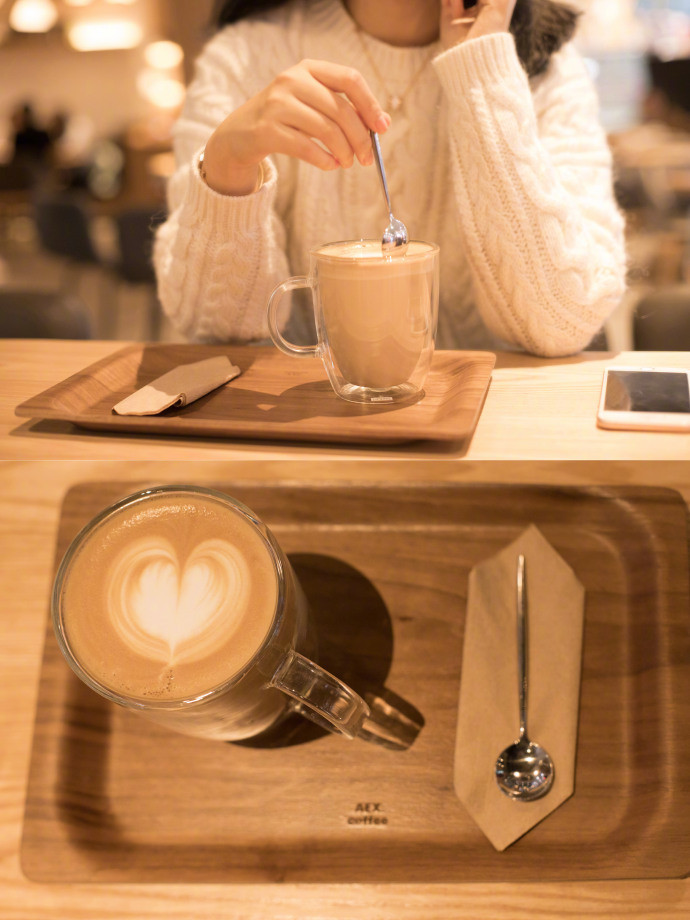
[389,95,402,112]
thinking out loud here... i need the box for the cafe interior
[0,0,214,342]
[2,5,690,918]
[0,0,688,349]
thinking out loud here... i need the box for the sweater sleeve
[432,33,627,357]
[153,24,294,343]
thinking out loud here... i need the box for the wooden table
[2,459,690,919]
[2,340,690,459]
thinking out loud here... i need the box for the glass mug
[267,239,439,404]
[52,485,410,747]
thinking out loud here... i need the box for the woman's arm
[433,31,627,357]
[153,26,296,343]
[154,15,389,344]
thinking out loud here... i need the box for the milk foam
[60,491,278,701]
[107,536,250,665]
[319,240,431,261]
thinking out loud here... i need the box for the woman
[154,0,626,356]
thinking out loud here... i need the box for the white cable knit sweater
[154,0,627,356]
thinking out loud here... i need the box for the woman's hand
[202,59,390,196]
[440,0,517,51]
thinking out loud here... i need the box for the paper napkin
[113,356,241,416]
[454,524,585,851]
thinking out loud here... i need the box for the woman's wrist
[433,32,521,100]
[199,138,263,196]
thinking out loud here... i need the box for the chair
[112,207,166,339]
[0,162,35,192]
[0,288,92,339]
[0,162,35,242]
[114,207,165,282]
[33,191,116,335]
[632,285,690,350]
[33,192,101,267]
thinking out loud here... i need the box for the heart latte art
[107,537,249,665]
[58,491,279,701]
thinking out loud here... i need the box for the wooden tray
[21,482,690,884]
[14,344,495,445]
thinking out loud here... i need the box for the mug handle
[270,650,422,750]
[270,650,369,738]
[267,276,319,358]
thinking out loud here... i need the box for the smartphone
[597,366,690,432]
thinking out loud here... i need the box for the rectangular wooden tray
[14,344,495,445]
[21,482,690,884]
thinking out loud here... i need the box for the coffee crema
[59,491,278,702]
[315,240,436,390]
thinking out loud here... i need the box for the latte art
[108,537,250,665]
[58,489,279,701]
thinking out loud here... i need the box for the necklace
[352,25,436,113]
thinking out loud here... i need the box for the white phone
[597,366,690,432]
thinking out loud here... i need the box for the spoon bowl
[495,554,555,802]
[382,216,408,252]
[495,738,554,801]
[370,131,408,255]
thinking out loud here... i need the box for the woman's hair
[212,0,579,77]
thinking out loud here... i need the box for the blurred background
[0,0,688,347]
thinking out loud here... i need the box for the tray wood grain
[14,344,495,445]
[21,482,690,884]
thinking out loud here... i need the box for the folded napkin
[113,356,241,416]
[455,524,585,851]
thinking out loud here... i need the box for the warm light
[136,67,160,96]
[150,79,185,109]
[63,0,94,7]
[66,18,143,50]
[106,0,138,4]
[144,40,184,70]
[137,70,185,109]
[9,0,59,32]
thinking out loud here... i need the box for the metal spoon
[370,130,408,255]
[495,554,554,801]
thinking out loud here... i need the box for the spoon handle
[370,131,394,220]
[516,554,528,741]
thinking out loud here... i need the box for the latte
[316,240,437,390]
[59,490,278,702]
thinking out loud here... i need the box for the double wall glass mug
[52,485,415,748]
[267,239,439,404]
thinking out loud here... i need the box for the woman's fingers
[272,123,341,171]
[264,59,386,167]
[300,59,390,134]
[206,59,389,186]
[440,0,516,49]
[447,0,468,19]
[288,79,376,166]
[278,96,361,168]
[467,0,517,29]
